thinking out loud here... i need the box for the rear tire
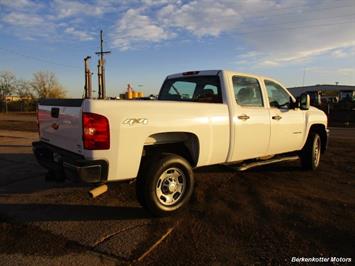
[300,132,321,170]
[136,153,194,216]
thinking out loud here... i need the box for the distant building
[339,90,355,101]
[288,84,355,104]
[4,95,32,102]
[288,84,355,97]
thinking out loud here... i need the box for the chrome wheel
[155,167,186,206]
[313,136,321,167]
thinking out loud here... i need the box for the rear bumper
[32,141,108,183]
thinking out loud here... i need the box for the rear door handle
[272,115,282,120]
[238,114,250,121]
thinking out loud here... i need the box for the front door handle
[272,115,282,120]
[238,114,250,121]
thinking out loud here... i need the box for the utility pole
[95,30,111,99]
[97,61,102,98]
[84,56,92,98]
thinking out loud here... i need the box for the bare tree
[31,71,66,99]
[16,79,34,100]
[0,71,17,112]
[0,71,16,97]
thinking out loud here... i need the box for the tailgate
[38,99,84,155]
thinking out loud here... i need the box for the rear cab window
[158,76,223,103]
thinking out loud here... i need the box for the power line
[0,46,81,69]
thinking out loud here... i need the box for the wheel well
[143,132,199,167]
[309,124,327,153]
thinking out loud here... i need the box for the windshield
[158,76,222,103]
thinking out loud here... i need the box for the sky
[0,0,354,98]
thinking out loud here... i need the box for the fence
[0,100,37,112]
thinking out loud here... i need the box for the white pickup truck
[33,70,329,216]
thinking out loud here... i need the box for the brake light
[82,112,110,150]
[182,71,200,76]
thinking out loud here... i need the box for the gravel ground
[0,112,37,132]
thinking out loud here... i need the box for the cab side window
[233,76,263,107]
[265,80,290,109]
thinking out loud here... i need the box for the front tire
[300,132,321,170]
[136,153,194,216]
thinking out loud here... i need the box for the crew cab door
[229,75,270,161]
[264,79,305,154]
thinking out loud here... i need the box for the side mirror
[299,93,310,110]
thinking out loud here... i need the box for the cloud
[0,0,102,41]
[1,0,354,67]
[157,1,242,37]
[109,0,354,59]
[110,0,255,50]
[2,11,44,27]
[138,0,355,66]
[141,0,171,6]
[0,10,56,39]
[111,8,174,50]
[255,43,355,67]
[52,0,114,19]
[337,68,355,76]
[64,27,93,41]
[331,49,347,59]
[234,0,355,67]
[301,67,355,78]
[0,0,39,9]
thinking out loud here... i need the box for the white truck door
[229,75,270,161]
[264,79,305,154]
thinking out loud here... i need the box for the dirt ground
[0,112,37,132]
[0,113,354,265]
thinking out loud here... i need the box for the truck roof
[166,70,222,79]
[166,70,273,82]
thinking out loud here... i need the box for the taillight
[82,112,110,150]
[182,71,200,76]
